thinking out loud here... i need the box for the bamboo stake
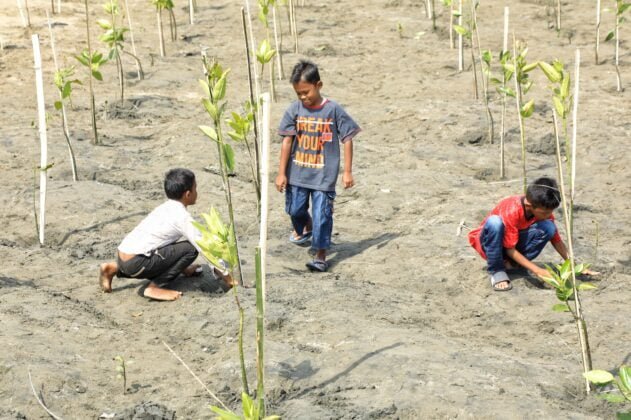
[458,0,463,71]
[32,35,48,246]
[571,49,579,203]
[290,0,298,54]
[157,9,166,57]
[500,6,509,178]
[244,0,263,151]
[595,0,601,64]
[472,1,493,143]
[57,0,61,13]
[189,0,194,24]
[21,0,32,27]
[121,0,143,80]
[272,5,284,80]
[47,12,78,181]
[84,0,99,145]
[17,0,30,28]
[255,91,271,417]
[551,109,593,395]
[449,0,454,49]
[512,33,527,194]
[241,7,261,207]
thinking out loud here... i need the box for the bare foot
[143,283,182,301]
[99,262,117,293]
[183,264,202,277]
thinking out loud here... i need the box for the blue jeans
[285,185,336,251]
[480,215,557,274]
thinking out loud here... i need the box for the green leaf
[92,71,103,81]
[482,50,492,65]
[619,366,631,392]
[223,143,235,173]
[606,30,615,41]
[552,303,569,312]
[560,74,571,98]
[597,393,627,403]
[538,61,562,83]
[54,101,63,110]
[520,99,535,118]
[199,125,218,142]
[553,96,565,119]
[75,54,89,66]
[212,73,228,101]
[577,282,597,291]
[453,25,469,36]
[241,392,255,418]
[62,82,72,99]
[209,405,241,420]
[620,3,631,14]
[522,62,538,73]
[199,79,211,97]
[227,131,244,142]
[616,412,631,420]
[584,370,615,385]
[96,19,112,29]
[498,86,516,97]
[202,98,218,120]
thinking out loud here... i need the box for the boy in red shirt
[469,177,597,291]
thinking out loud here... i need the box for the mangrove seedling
[82,0,100,144]
[490,49,515,178]
[53,66,81,180]
[113,355,132,394]
[151,0,177,57]
[257,1,278,101]
[199,57,243,285]
[505,38,537,193]
[98,0,129,103]
[442,0,455,48]
[210,391,280,420]
[584,366,631,405]
[193,207,249,396]
[606,0,631,91]
[227,103,261,203]
[541,260,596,313]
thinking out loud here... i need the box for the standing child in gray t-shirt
[275,60,361,272]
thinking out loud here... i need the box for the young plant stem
[244,0,262,136]
[457,0,463,71]
[570,49,580,235]
[17,0,29,27]
[472,1,493,143]
[47,13,78,181]
[168,9,177,41]
[595,0,601,64]
[84,0,99,145]
[469,30,479,100]
[109,4,125,104]
[234,287,249,395]
[512,34,527,194]
[121,0,143,80]
[556,0,561,33]
[449,1,454,49]
[272,5,284,80]
[241,7,262,210]
[431,0,437,30]
[552,109,593,395]
[290,0,298,53]
[157,8,166,57]
[32,34,48,246]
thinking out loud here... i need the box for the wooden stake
[122,0,143,80]
[157,9,166,57]
[571,49,580,201]
[32,35,48,246]
[84,0,99,145]
[290,0,298,53]
[272,5,284,80]
[503,6,509,53]
[512,33,527,194]
[615,5,622,92]
[259,92,271,278]
[189,0,194,24]
[449,0,454,49]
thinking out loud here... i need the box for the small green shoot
[114,355,132,395]
[605,0,631,91]
[210,392,280,420]
[584,365,631,415]
[541,259,596,313]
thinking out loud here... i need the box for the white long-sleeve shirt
[118,200,202,256]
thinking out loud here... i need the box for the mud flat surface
[1,0,629,418]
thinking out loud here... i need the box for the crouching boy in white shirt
[99,168,233,301]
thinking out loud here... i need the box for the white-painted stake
[458,0,463,71]
[571,49,580,200]
[503,6,509,53]
[259,92,271,308]
[32,34,48,246]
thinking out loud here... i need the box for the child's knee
[484,215,504,231]
[536,220,557,239]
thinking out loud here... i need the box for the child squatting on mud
[99,168,233,301]
[275,60,361,272]
[468,177,598,291]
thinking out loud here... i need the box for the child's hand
[533,266,551,280]
[275,174,287,193]
[581,267,601,276]
[342,172,354,189]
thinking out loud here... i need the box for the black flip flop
[306,259,329,272]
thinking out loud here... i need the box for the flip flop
[289,231,312,245]
[306,259,329,272]
[490,271,513,291]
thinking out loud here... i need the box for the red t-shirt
[468,195,562,259]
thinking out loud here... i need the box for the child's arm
[505,248,549,279]
[342,139,354,189]
[275,136,293,192]
[553,240,600,276]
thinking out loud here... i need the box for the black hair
[290,60,320,84]
[164,168,196,200]
[526,177,561,209]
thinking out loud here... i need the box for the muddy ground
[1,0,630,418]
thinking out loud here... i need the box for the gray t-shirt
[278,99,360,191]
